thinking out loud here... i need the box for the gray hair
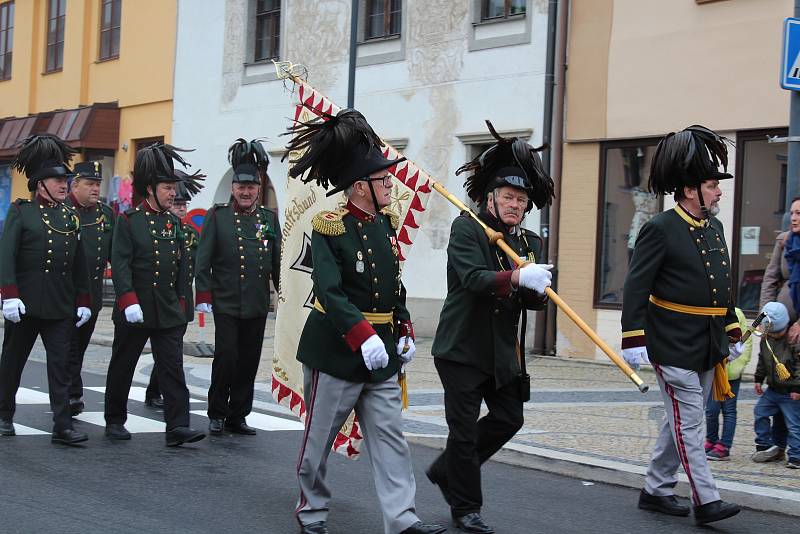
[344,184,355,198]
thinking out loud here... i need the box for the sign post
[782,8,800,230]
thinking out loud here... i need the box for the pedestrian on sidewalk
[65,161,115,417]
[194,139,279,436]
[621,125,742,525]
[751,301,800,469]
[287,109,445,534]
[0,135,93,445]
[705,307,752,461]
[426,125,554,534]
[103,143,205,447]
[144,170,204,409]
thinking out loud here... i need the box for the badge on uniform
[356,250,365,273]
[389,235,399,257]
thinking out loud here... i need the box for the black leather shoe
[69,398,85,416]
[208,418,225,435]
[105,424,132,440]
[144,396,164,409]
[0,419,15,436]
[425,465,453,505]
[637,489,690,516]
[453,513,494,534]
[166,427,205,447]
[52,428,88,445]
[400,521,447,534]
[693,500,740,525]
[225,419,257,435]
[299,521,328,534]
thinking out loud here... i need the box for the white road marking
[8,424,49,436]
[84,386,205,404]
[16,387,52,404]
[190,411,303,431]
[75,412,165,433]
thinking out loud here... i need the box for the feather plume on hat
[228,138,270,174]
[456,120,555,210]
[174,168,206,198]
[12,134,78,191]
[133,143,192,197]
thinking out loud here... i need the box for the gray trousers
[645,363,720,506]
[295,365,419,534]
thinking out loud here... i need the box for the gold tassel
[764,338,792,381]
[399,368,409,410]
[712,361,735,401]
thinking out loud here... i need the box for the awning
[0,102,120,158]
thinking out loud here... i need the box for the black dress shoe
[166,426,205,447]
[52,428,88,445]
[225,419,257,435]
[453,513,494,534]
[144,396,164,409]
[425,465,453,505]
[0,418,15,436]
[69,398,85,416]
[208,418,225,435]
[105,424,132,440]
[400,521,447,534]
[300,521,328,534]
[637,489,690,516]
[693,500,740,525]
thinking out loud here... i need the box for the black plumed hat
[12,134,78,192]
[648,125,733,196]
[457,121,554,211]
[228,138,270,184]
[283,107,405,197]
[173,169,205,202]
[133,143,191,197]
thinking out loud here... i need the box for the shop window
[733,129,789,313]
[595,140,662,307]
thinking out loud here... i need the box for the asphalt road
[0,361,795,534]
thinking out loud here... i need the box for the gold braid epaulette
[380,207,400,230]
[312,207,350,236]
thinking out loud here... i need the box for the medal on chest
[389,235,399,257]
[355,250,365,273]
[161,221,174,238]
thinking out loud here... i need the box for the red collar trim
[141,199,167,214]
[233,200,258,215]
[69,193,95,211]
[346,200,376,222]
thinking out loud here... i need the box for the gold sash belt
[313,300,394,326]
[649,295,726,316]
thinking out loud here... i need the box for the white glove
[2,298,26,323]
[397,337,415,364]
[124,304,144,323]
[622,346,650,366]
[75,307,92,328]
[517,264,553,294]
[195,303,212,313]
[727,341,745,362]
[360,334,389,371]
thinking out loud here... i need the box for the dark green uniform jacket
[755,336,800,394]
[431,211,546,388]
[66,194,114,313]
[296,201,413,384]
[622,206,741,372]
[181,223,199,323]
[111,201,188,330]
[0,196,91,319]
[194,202,280,319]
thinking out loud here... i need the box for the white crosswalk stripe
[83,386,206,404]
[191,410,304,431]
[75,412,166,433]
[15,387,51,404]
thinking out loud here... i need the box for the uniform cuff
[344,319,377,352]
[76,293,91,308]
[493,271,514,298]
[726,325,742,342]
[398,320,415,341]
[117,291,139,311]
[0,285,19,299]
[196,290,212,305]
[621,329,646,349]
[179,297,186,314]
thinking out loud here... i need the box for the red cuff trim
[0,285,19,299]
[76,293,91,308]
[344,319,377,352]
[621,335,646,349]
[196,290,212,305]
[398,320,415,341]
[117,291,139,311]
[179,297,186,314]
[493,271,514,298]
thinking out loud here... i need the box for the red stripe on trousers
[295,368,320,523]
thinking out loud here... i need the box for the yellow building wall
[114,100,173,179]
[0,0,36,117]
[9,169,29,201]
[34,0,86,111]
[556,142,601,358]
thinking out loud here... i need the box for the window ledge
[42,68,63,76]
[472,14,526,27]
[356,34,404,67]
[469,10,530,52]
[95,55,119,64]
[242,60,281,85]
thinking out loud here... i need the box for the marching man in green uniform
[65,161,115,416]
[286,109,445,534]
[622,125,743,525]
[145,169,204,409]
[425,127,554,534]
[194,139,280,436]
[0,135,92,445]
[103,143,205,447]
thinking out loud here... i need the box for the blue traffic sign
[782,17,800,90]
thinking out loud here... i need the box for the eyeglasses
[364,175,393,187]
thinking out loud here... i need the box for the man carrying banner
[65,161,114,416]
[286,109,445,534]
[195,140,280,436]
[425,127,554,534]
[621,125,742,525]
